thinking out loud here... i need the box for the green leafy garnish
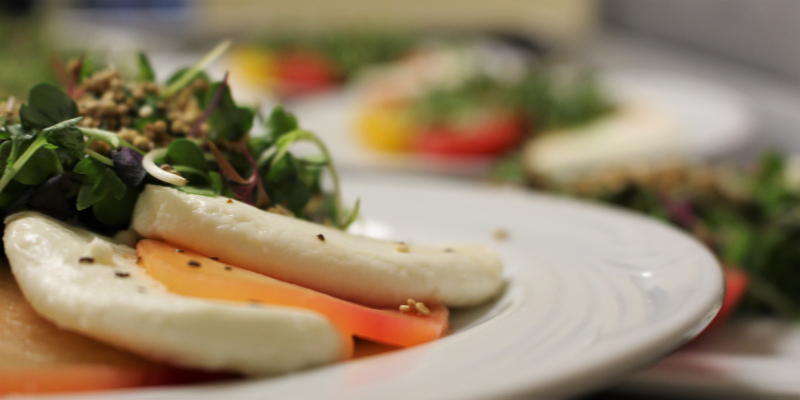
[166,139,207,171]
[73,157,126,211]
[18,83,78,130]
[203,81,254,142]
[137,52,156,82]
[161,40,231,99]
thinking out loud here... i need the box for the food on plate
[0,42,504,394]
[541,153,800,322]
[133,185,503,308]
[137,239,450,347]
[4,212,351,376]
[232,32,415,97]
[354,42,632,164]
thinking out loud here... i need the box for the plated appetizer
[541,153,800,323]
[232,32,416,98]
[0,43,504,395]
[353,41,678,173]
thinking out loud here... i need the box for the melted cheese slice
[3,212,350,375]
[133,185,504,308]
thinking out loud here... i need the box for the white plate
[620,318,800,399]
[287,69,755,176]
[36,172,724,400]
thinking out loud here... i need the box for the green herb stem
[272,129,348,228]
[79,127,145,155]
[0,134,48,194]
[80,127,120,148]
[161,40,232,99]
[83,147,114,166]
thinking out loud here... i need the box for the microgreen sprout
[270,129,358,229]
[160,40,231,99]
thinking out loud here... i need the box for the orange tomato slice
[137,240,449,348]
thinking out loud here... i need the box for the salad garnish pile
[542,153,800,319]
[0,41,358,235]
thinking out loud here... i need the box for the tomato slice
[699,267,750,336]
[413,112,526,156]
[276,49,339,97]
[137,240,449,348]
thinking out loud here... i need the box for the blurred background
[2,0,800,398]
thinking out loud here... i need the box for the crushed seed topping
[78,257,95,264]
[317,234,325,242]
[188,260,201,267]
[493,228,509,241]
[210,256,219,261]
[415,302,431,315]
[393,242,410,253]
[400,299,430,316]
[175,249,184,253]
[115,271,131,278]
[224,266,233,271]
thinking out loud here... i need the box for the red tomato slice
[700,267,750,335]
[276,49,339,97]
[413,113,525,156]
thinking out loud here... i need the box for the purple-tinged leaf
[112,147,146,188]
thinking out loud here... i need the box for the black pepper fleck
[115,271,130,278]
[317,234,325,242]
[188,260,201,267]
[78,257,95,264]
[224,266,233,271]
[136,256,142,263]
[444,248,454,253]
[210,256,219,261]
[137,286,146,293]
[175,249,184,253]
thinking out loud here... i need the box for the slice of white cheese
[133,185,504,308]
[523,101,683,179]
[3,212,350,376]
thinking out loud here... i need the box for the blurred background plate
[285,68,755,177]
[618,318,800,399]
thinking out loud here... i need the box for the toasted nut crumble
[493,228,509,241]
[394,242,410,253]
[400,299,430,316]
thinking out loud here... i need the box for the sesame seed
[399,305,411,313]
[493,228,509,241]
[210,256,219,261]
[317,234,325,242]
[394,242,410,253]
[224,266,233,271]
[175,249,184,253]
[188,260,201,267]
[79,257,95,264]
[115,271,130,278]
[415,302,431,316]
